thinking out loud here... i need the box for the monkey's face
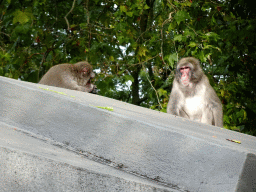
[88,72,98,94]
[83,69,97,93]
[79,66,94,81]
[177,63,193,87]
[77,65,97,94]
[85,71,96,89]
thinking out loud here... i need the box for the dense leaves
[1,0,255,135]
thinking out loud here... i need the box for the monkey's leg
[201,107,214,125]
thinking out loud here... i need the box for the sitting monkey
[39,61,97,93]
[167,57,223,127]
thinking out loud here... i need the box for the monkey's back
[38,64,71,87]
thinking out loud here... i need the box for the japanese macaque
[167,57,223,127]
[39,61,97,93]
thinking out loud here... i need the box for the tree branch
[64,0,76,30]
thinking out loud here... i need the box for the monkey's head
[176,57,203,87]
[74,62,97,94]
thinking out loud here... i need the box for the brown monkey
[167,57,223,127]
[39,61,97,93]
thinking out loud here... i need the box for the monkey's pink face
[80,67,95,78]
[79,67,95,86]
[86,73,95,86]
[179,66,191,86]
[83,69,96,93]
[81,67,90,75]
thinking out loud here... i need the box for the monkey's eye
[179,66,190,73]
[180,66,190,70]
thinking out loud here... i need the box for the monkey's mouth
[181,79,189,86]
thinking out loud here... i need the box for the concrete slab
[0,122,174,192]
[0,76,255,192]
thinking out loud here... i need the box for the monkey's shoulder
[51,64,72,71]
[39,64,73,84]
[42,64,72,76]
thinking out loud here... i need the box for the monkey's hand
[90,85,98,94]
[75,84,95,93]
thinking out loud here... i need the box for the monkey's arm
[212,100,223,127]
[75,84,95,93]
[167,81,182,115]
[61,78,95,92]
[208,88,223,127]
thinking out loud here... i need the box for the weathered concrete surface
[0,123,173,192]
[0,76,255,192]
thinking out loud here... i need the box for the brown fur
[167,57,223,127]
[39,61,97,93]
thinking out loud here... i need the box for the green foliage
[174,11,190,25]
[1,0,256,135]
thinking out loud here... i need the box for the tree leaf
[126,12,133,17]
[174,11,190,25]
[168,53,178,68]
[174,34,183,42]
[120,5,127,12]
[144,5,150,9]
[188,42,197,47]
[13,10,30,24]
[138,46,148,57]
[124,75,134,82]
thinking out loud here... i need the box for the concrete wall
[0,76,255,192]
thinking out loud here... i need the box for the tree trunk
[131,0,155,105]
